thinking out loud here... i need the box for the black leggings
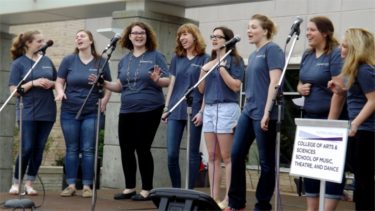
[118,106,163,191]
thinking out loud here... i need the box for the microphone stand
[75,45,115,211]
[1,54,45,209]
[271,29,300,211]
[163,49,233,189]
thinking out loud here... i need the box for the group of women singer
[7,12,374,211]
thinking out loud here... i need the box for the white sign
[290,119,349,183]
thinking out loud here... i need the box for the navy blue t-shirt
[204,55,244,104]
[9,55,57,121]
[347,64,375,131]
[299,47,343,114]
[57,54,112,114]
[168,54,210,120]
[243,42,285,120]
[118,50,169,113]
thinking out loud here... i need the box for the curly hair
[119,21,157,51]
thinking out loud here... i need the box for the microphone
[220,35,241,49]
[286,17,303,44]
[104,33,121,51]
[35,40,53,54]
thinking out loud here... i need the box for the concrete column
[101,9,198,189]
[0,26,16,192]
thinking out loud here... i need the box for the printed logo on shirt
[256,54,266,58]
[140,60,153,64]
[42,66,53,69]
[89,68,98,72]
[191,64,202,68]
[316,63,329,67]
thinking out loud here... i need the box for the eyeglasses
[210,35,225,40]
[130,31,146,36]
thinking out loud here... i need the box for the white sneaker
[9,184,19,195]
[24,184,38,196]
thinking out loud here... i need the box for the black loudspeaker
[150,188,221,211]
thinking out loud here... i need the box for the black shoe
[131,193,151,201]
[113,191,136,200]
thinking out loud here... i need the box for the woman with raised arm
[198,26,244,209]
[101,21,170,201]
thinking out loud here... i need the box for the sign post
[290,118,349,211]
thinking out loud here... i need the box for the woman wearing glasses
[101,22,170,201]
[198,26,244,209]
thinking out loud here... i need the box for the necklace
[126,53,145,90]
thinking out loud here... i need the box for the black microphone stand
[163,49,233,190]
[271,28,301,211]
[1,54,45,210]
[75,43,115,211]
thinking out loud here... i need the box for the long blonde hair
[341,28,375,87]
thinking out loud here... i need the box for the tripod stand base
[4,198,35,209]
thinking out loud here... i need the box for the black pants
[350,130,374,211]
[118,106,163,191]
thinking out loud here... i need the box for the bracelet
[163,106,168,112]
[199,110,203,115]
[219,65,228,70]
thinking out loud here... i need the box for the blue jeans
[61,111,97,186]
[14,121,54,182]
[228,112,276,210]
[167,119,202,189]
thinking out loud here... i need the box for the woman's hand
[327,79,347,95]
[150,65,161,83]
[261,112,270,131]
[34,78,54,89]
[349,122,358,137]
[192,112,203,126]
[54,92,66,101]
[161,112,168,124]
[297,82,312,96]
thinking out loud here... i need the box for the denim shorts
[304,177,346,199]
[202,103,240,133]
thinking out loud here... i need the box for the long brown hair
[210,26,242,64]
[10,30,41,60]
[120,21,157,51]
[175,23,206,57]
[309,16,339,54]
[74,29,100,59]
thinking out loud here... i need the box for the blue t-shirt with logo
[168,54,210,120]
[347,64,375,131]
[57,54,112,114]
[118,50,169,113]
[299,47,342,114]
[243,42,285,120]
[204,55,244,105]
[9,55,57,121]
